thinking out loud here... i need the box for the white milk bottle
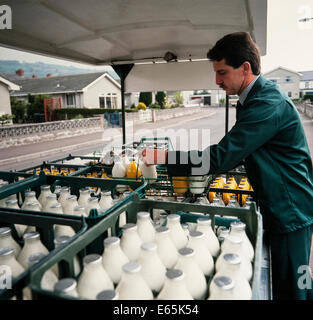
[216,235,253,281]
[155,226,178,269]
[5,199,27,238]
[211,253,252,300]
[63,195,79,215]
[118,191,131,228]
[166,214,188,250]
[41,193,58,212]
[175,247,207,300]
[58,186,71,209]
[23,201,41,234]
[102,236,129,284]
[78,187,91,208]
[54,278,79,298]
[136,211,156,242]
[22,191,41,210]
[0,247,25,278]
[196,217,220,258]
[157,269,193,300]
[38,185,53,207]
[120,223,142,261]
[187,231,214,277]
[0,227,21,257]
[86,197,101,216]
[99,191,114,211]
[208,275,236,300]
[137,242,166,293]
[229,221,254,262]
[28,253,59,291]
[73,205,87,217]
[77,254,114,300]
[17,231,49,268]
[115,261,153,300]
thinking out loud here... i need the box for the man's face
[213,59,245,96]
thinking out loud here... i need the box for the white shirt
[238,74,260,105]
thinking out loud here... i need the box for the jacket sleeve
[166,100,280,176]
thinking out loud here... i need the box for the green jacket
[166,75,313,234]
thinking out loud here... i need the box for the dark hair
[207,32,261,75]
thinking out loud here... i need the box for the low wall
[296,102,313,119]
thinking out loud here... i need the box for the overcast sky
[0,0,312,73]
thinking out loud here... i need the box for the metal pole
[225,94,229,135]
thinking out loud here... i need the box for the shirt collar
[238,74,260,105]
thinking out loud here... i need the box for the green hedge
[54,108,138,120]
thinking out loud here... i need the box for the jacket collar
[242,74,267,107]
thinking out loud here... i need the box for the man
[141,32,313,300]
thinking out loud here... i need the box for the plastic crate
[136,137,174,151]
[0,171,146,231]
[0,206,87,300]
[29,193,264,300]
[0,171,33,183]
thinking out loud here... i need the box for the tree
[139,92,152,107]
[0,114,14,126]
[26,94,51,122]
[155,91,166,108]
[173,91,184,106]
[11,97,27,123]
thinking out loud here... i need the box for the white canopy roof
[0,0,267,66]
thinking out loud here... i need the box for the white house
[0,75,20,116]
[299,70,313,98]
[10,72,122,109]
[263,67,302,99]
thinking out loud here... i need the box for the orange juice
[222,184,234,205]
[172,177,188,194]
[126,161,142,180]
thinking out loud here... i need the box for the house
[263,67,302,99]
[10,72,122,109]
[299,70,313,98]
[0,75,20,116]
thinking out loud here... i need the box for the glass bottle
[63,195,79,215]
[118,191,131,227]
[102,236,129,285]
[77,187,91,208]
[208,276,236,300]
[99,191,114,211]
[53,185,62,199]
[77,254,114,300]
[0,247,25,278]
[196,217,220,258]
[54,236,81,277]
[215,235,253,282]
[155,226,178,269]
[28,253,59,291]
[115,261,153,300]
[136,211,156,242]
[41,193,58,212]
[38,185,52,207]
[157,269,193,300]
[23,201,41,234]
[0,227,21,257]
[166,214,188,250]
[215,193,225,206]
[5,199,27,238]
[54,278,79,298]
[137,242,166,293]
[86,197,100,216]
[174,247,207,300]
[211,253,252,300]
[187,231,214,277]
[120,223,142,261]
[96,289,119,300]
[58,186,71,209]
[22,191,41,210]
[229,221,254,262]
[17,231,49,269]
[228,198,240,208]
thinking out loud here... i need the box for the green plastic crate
[29,193,264,300]
[0,206,87,300]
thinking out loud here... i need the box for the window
[99,93,118,109]
[285,76,292,83]
[66,94,75,107]
[288,92,292,97]
[305,81,309,89]
[99,97,105,108]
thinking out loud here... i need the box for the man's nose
[216,74,222,85]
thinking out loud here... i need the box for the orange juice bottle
[208,183,217,203]
[172,177,188,194]
[222,184,234,206]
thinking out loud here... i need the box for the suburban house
[263,67,302,99]
[299,70,313,98]
[0,75,20,116]
[10,72,122,109]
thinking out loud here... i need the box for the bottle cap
[23,231,40,240]
[25,191,36,197]
[40,185,50,191]
[197,217,211,225]
[166,269,184,281]
[189,231,204,239]
[73,205,86,213]
[88,197,98,203]
[79,187,90,194]
[96,289,118,300]
[0,227,11,237]
[66,195,77,201]
[104,236,120,247]
[222,253,241,265]
[141,242,157,251]
[50,202,62,209]
[122,261,141,274]
[83,254,102,266]
[230,221,246,231]
[213,276,234,290]
[178,247,194,257]
[0,247,14,257]
[25,201,40,209]
[5,198,18,206]
[54,235,71,246]
[212,198,220,204]
[137,211,150,219]
[46,193,57,200]
[54,278,77,294]
[28,252,46,266]
[167,214,180,222]
[122,223,137,232]
[155,226,170,234]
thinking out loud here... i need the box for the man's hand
[140,148,168,165]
